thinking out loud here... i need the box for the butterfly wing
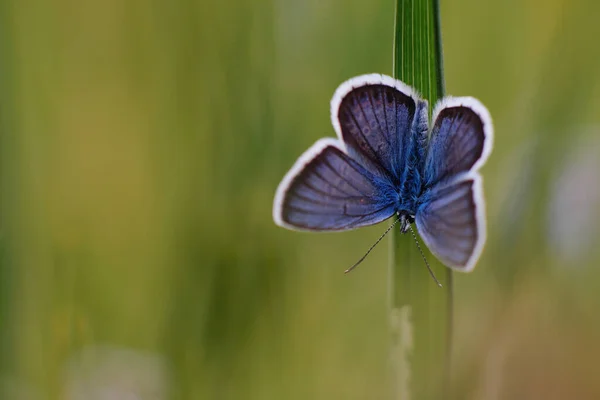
[331,74,428,181]
[423,97,493,187]
[416,97,493,271]
[273,138,395,231]
[416,176,485,271]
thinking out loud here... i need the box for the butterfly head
[397,211,415,234]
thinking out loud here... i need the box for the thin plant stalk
[388,0,452,399]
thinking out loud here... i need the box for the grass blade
[389,0,451,399]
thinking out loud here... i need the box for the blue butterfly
[273,74,493,272]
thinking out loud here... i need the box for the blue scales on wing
[275,140,396,231]
[416,99,492,270]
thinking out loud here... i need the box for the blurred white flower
[64,345,169,400]
[494,138,537,242]
[548,130,600,265]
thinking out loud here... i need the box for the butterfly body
[273,74,493,272]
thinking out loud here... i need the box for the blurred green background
[0,0,600,399]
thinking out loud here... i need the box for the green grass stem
[389,0,451,399]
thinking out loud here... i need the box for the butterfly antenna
[344,216,401,274]
[407,224,443,287]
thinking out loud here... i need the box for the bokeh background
[0,0,599,399]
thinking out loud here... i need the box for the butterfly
[272,74,493,272]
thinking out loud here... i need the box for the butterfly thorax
[371,168,421,219]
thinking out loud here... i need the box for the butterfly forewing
[424,97,492,187]
[273,139,395,231]
[331,74,424,181]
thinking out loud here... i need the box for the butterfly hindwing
[415,176,485,271]
[273,138,395,231]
